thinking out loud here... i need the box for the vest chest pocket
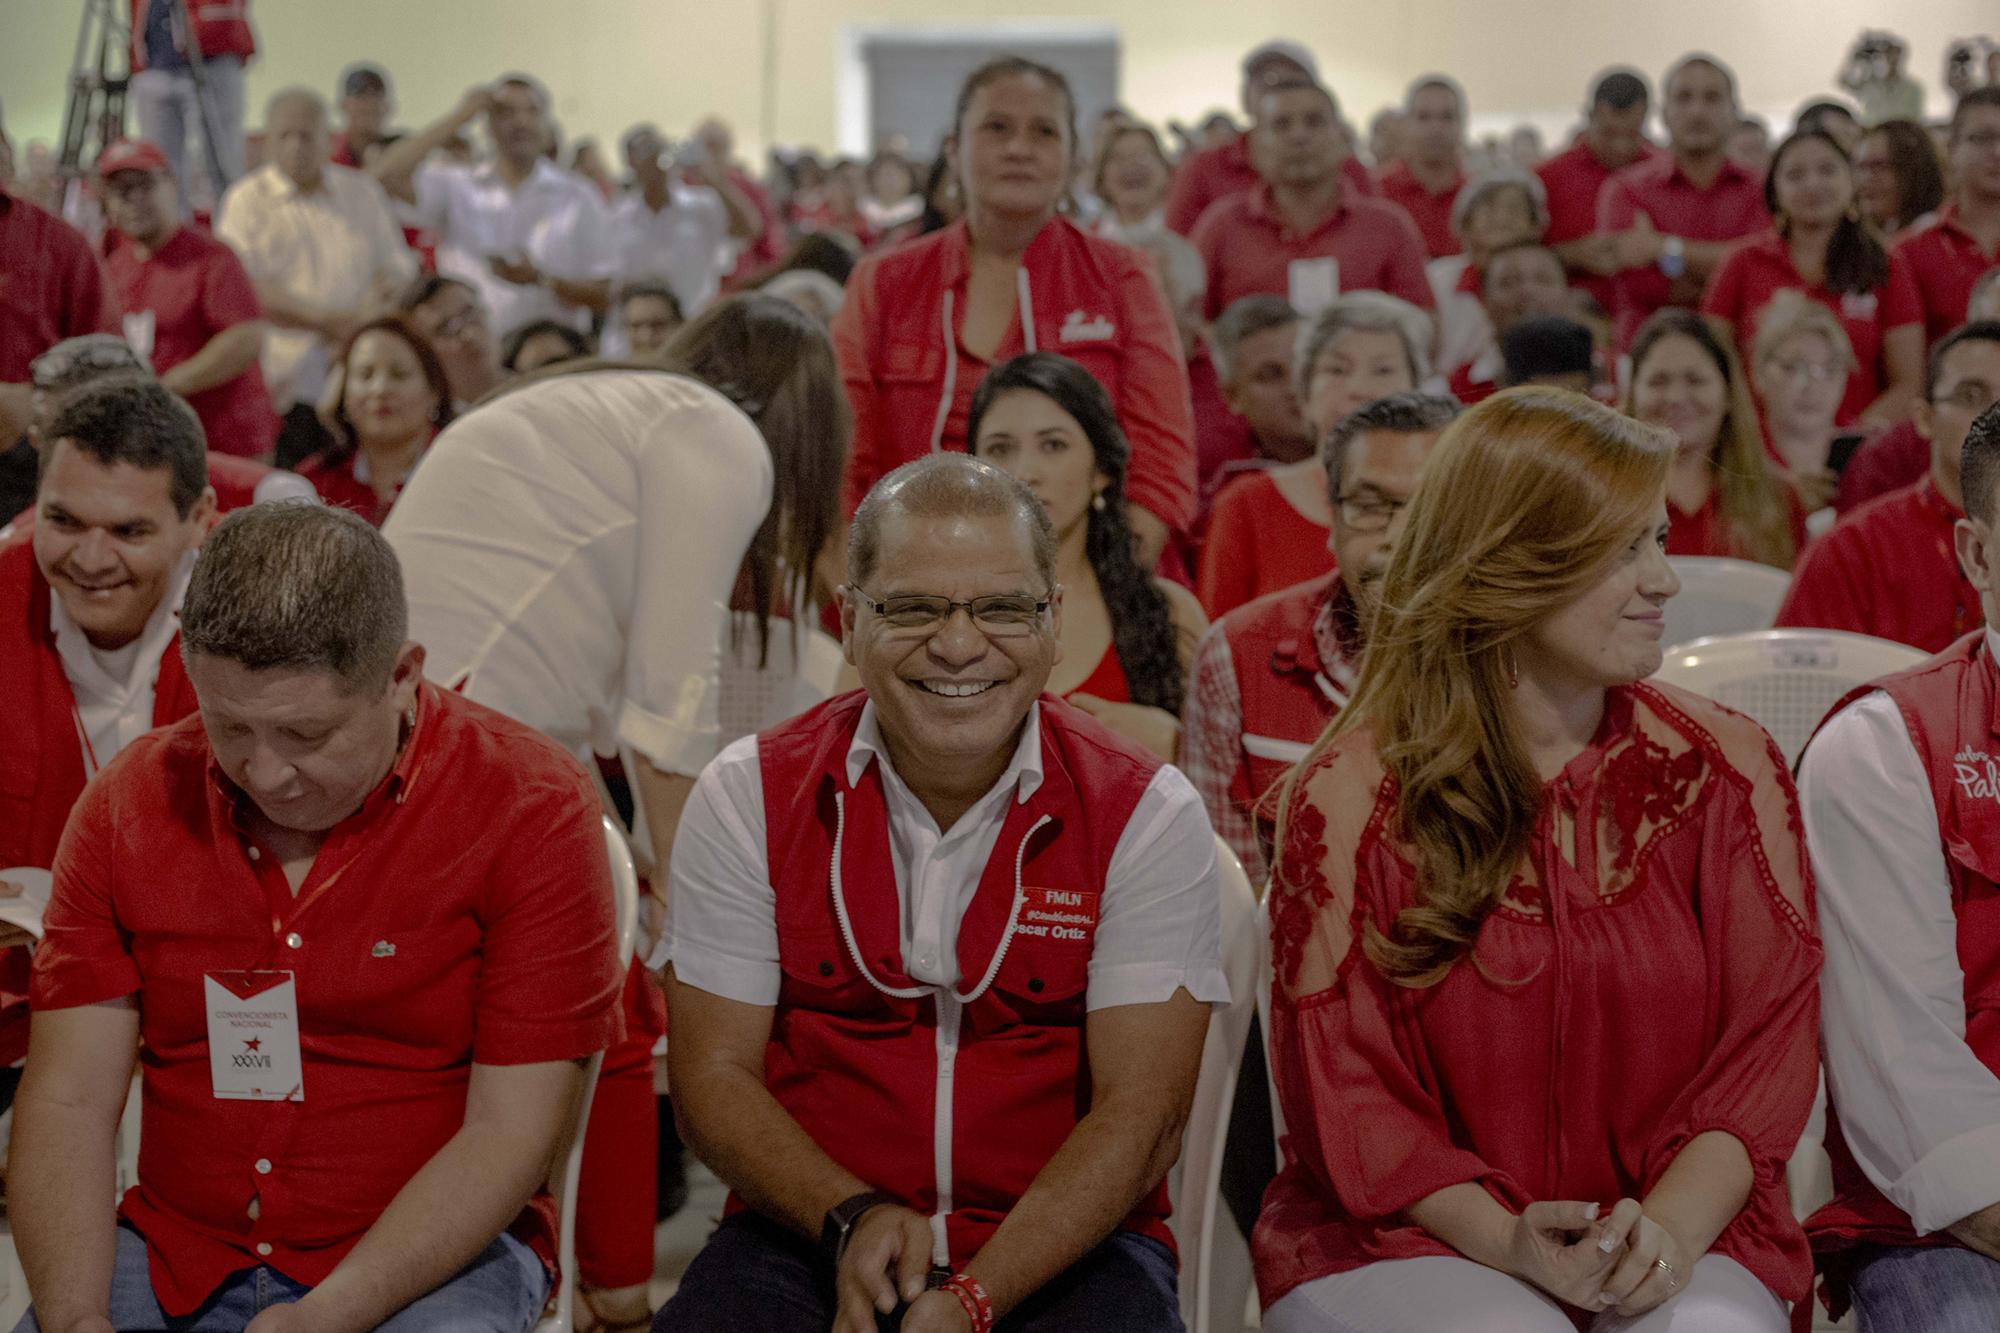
[1945,828,2000,1010]
[981,933,1092,1031]
[776,927,894,1015]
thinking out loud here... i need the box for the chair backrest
[1172,837,1263,1333]
[1652,629,1927,767]
[541,816,644,1333]
[1661,557,1792,654]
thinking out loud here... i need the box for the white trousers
[1264,1254,1790,1333]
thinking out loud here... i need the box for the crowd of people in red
[7,7,2000,1333]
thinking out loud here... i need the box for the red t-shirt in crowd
[1191,184,1435,321]
[1536,136,1655,312]
[30,682,626,1316]
[1891,206,2000,346]
[297,445,423,527]
[1700,230,1924,426]
[1666,483,1807,566]
[0,189,118,381]
[1775,475,1978,653]
[1834,418,1929,514]
[105,226,277,459]
[1164,133,1378,237]
[1598,154,1771,347]
[1197,469,1335,619]
[1374,161,1464,259]
[1187,341,1255,495]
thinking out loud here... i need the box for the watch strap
[820,1189,896,1264]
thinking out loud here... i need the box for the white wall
[3,0,1992,165]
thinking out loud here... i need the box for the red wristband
[941,1272,993,1332]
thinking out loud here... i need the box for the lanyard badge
[203,970,305,1101]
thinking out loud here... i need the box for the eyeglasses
[425,305,483,340]
[1334,492,1409,534]
[851,588,1052,638]
[1934,383,1999,415]
[1770,358,1841,386]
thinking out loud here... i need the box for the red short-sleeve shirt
[0,189,118,380]
[31,682,625,1316]
[1191,185,1436,321]
[1700,230,1923,425]
[1891,207,2000,347]
[1375,162,1464,259]
[1536,137,1657,311]
[1598,155,1771,347]
[105,226,277,459]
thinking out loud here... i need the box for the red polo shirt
[1834,418,1929,514]
[1192,184,1434,321]
[1701,230,1923,426]
[1892,207,2000,346]
[31,682,625,1316]
[1775,475,1977,653]
[1375,161,1464,258]
[1537,136,1656,311]
[1164,132,1377,236]
[105,226,277,459]
[0,189,118,381]
[1598,154,1770,346]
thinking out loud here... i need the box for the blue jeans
[652,1211,1183,1332]
[129,55,245,212]
[1849,1244,2000,1333]
[14,1223,548,1332]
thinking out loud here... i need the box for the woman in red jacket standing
[832,57,1196,567]
[1258,389,1820,1333]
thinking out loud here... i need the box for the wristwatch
[821,1190,896,1265]
[1658,235,1686,280]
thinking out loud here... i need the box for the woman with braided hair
[969,352,1206,762]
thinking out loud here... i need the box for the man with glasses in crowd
[1780,321,2000,651]
[655,454,1225,1333]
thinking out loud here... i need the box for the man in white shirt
[612,124,758,326]
[0,377,213,1094]
[216,88,415,467]
[1800,399,2000,1326]
[656,454,1224,1333]
[371,77,614,339]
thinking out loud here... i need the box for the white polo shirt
[610,184,732,320]
[1801,629,2000,1235]
[382,370,772,776]
[664,698,1231,1008]
[215,163,416,406]
[406,158,615,336]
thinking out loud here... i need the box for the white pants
[1264,1254,1790,1333]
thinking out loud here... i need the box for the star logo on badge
[244,1038,262,1052]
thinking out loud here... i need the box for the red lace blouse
[1254,681,1821,1314]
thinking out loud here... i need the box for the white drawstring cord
[927,291,957,453]
[1016,268,1037,353]
[825,794,1049,1002]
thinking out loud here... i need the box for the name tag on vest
[1017,886,1096,941]
[204,971,304,1101]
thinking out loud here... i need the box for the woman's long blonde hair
[1271,388,1675,987]
[1627,309,1794,569]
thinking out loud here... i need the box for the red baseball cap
[96,138,171,178]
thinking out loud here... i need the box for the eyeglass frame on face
[1768,356,1842,386]
[1332,491,1410,534]
[847,586,1056,638]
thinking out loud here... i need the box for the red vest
[751,691,1175,1264]
[1223,576,1349,826]
[1807,631,2000,1263]
[0,542,199,1063]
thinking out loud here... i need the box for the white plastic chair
[1661,557,1793,654]
[537,814,644,1333]
[1652,629,1926,766]
[1172,838,1263,1333]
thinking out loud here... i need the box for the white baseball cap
[1242,40,1319,81]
